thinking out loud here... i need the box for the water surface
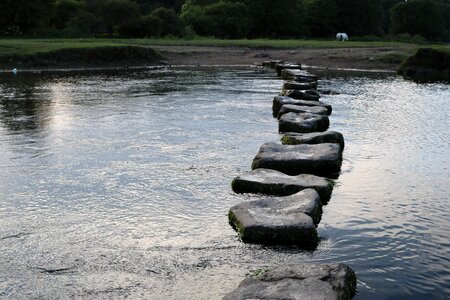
[0,67,449,299]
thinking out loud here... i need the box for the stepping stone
[283,89,321,101]
[283,81,318,90]
[278,104,330,118]
[252,142,343,177]
[273,96,332,116]
[281,131,345,149]
[275,63,302,76]
[223,263,357,300]
[281,69,318,82]
[228,189,321,247]
[231,168,333,202]
[279,112,330,133]
[262,60,284,68]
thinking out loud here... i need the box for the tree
[244,0,306,37]
[0,0,54,35]
[86,0,141,36]
[390,0,446,40]
[305,0,340,37]
[150,7,185,36]
[335,0,383,36]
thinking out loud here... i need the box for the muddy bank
[1,46,164,69]
[152,45,405,71]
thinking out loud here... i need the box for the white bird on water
[12,68,17,74]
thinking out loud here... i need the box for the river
[0,67,449,299]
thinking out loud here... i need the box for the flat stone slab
[228,189,321,247]
[278,104,330,118]
[282,131,345,149]
[231,168,333,202]
[252,142,343,177]
[275,63,302,76]
[262,60,284,68]
[223,263,357,300]
[273,96,332,116]
[279,112,330,133]
[284,81,318,90]
[283,89,321,101]
[281,69,318,82]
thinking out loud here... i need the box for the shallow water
[0,67,449,299]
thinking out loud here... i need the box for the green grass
[0,37,430,58]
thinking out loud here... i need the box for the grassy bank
[0,37,438,58]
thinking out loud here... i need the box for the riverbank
[0,38,427,71]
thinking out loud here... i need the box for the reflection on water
[0,67,449,299]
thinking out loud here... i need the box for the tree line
[1,0,449,42]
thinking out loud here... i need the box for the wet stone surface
[279,112,330,133]
[278,104,330,118]
[252,142,343,177]
[280,69,318,82]
[283,81,318,91]
[231,168,333,202]
[228,189,322,247]
[223,263,357,300]
[273,96,332,116]
[282,89,321,101]
[281,131,345,149]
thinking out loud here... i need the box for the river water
[0,67,448,299]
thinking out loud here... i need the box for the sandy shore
[152,45,403,71]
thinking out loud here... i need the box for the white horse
[336,33,348,41]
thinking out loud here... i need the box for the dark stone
[252,142,343,177]
[283,89,321,101]
[281,131,345,149]
[278,104,329,118]
[275,63,302,76]
[269,60,284,68]
[279,112,329,133]
[281,69,318,82]
[228,189,321,247]
[231,168,333,202]
[273,96,332,116]
[223,263,357,300]
[284,81,318,90]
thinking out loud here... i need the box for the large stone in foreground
[252,142,343,177]
[231,168,333,202]
[273,96,332,116]
[223,263,357,300]
[282,131,345,149]
[279,112,330,133]
[278,104,330,118]
[229,189,321,247]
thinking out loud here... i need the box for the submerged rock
[228,189,321,247]
[223,263,357,300]
[252,142,343,177]
[283,89,321,101]
[273,96,332,116]
[279,112,329,133]
[231,168,333,202]
[281,69,318,82]
[281,131,345,149]
[278,104,329,118]
[284,81,318,90]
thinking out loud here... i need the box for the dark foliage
[0,0,449,41]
